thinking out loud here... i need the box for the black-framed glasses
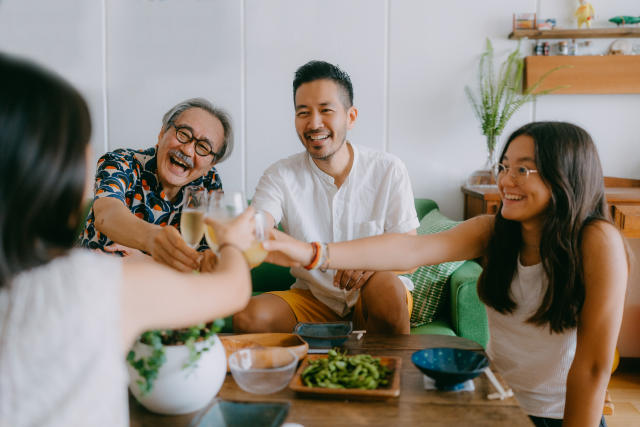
[493,163,539,182]
[172,124,222,160]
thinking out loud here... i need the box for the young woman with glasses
[265,121,627,427]
[0,54,254,426]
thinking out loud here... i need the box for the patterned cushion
[403,210,464,327]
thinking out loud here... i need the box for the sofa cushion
[403,209,464,328]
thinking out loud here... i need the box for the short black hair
[0,53,91,287]
[293,60,353,108]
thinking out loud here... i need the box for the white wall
[1,0,639,355]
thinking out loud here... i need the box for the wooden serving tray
[289,354,401,400]
[220,333,309,371]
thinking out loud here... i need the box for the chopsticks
[351,330,366,340]
[484,367,514,400]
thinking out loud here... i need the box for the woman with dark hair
[0,54,253,426]
[265,121,627,427]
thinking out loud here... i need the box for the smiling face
[498,134,552,228]
[156,107,224,200]
[294,79,357,161]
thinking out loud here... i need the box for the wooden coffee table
[129,334,532,426]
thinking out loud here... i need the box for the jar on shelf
[558,41,568,55]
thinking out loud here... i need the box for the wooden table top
[129,334,531,427]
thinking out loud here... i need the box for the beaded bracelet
[318,243,331,272]
[304,241,322,270]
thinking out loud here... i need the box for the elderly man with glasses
[80,98,233,272]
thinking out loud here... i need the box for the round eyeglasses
[172,124,222,160]
[493,163,539,182]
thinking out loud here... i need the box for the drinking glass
[180,186,208,248]
[205,190,268,268]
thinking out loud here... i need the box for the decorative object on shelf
[464,39,564,186]
[609,39,633,55]
[609,16,640,26]
[558,41,569,55]
[537,18,557,31]
[126,319,227,414]
[513,12,536,30]
[575,0,595,29]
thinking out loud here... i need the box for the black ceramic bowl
[411,347,489,390]
[293,321,353,348]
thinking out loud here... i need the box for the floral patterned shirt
[80,147,222,252]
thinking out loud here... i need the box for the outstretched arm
[264,214,493,272]
[563,221,628,426]
[120,208,256,348]
[94,197,200,271]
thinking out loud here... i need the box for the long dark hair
[477,122,609,333]
[0,54,91,288]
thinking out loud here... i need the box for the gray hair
[161,97,234,163]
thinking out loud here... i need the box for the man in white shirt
[233,61,419,334]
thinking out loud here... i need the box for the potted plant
[126,318,227,415]
[465,38,565,186]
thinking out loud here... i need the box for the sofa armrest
[448,260,489,348]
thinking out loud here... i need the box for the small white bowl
[228,347,298,394]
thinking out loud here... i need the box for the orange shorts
[267,287,413,330]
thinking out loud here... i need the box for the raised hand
[198,249,218,272]
[262,229,314,268]
[205,206,255,252]
[146,225,200,272]
[334,270,375,290]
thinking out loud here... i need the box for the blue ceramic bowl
[293,321,353,348]
[411,347,489,390]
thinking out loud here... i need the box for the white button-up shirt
[253,143,419,316]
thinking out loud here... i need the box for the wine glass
[205,190,268,268]
[180,186,208,248]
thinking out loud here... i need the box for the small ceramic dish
[293,321,353,348]
[411,347,489,391]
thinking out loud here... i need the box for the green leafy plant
[126,318,225,395]
[465,38,568,157]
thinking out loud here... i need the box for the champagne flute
[180,186,207,248]
[205,190,268,268]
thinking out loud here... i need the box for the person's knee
[232,295,296,333]
[360,272,409,333]
[362,272,407,306]
[232,298,271,332]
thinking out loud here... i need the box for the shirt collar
[306,142,358,187]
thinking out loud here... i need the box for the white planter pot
[128,334,226,415]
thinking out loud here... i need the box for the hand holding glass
[205,191,268,268]
[180,186,208,248]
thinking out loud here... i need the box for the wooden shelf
[524,55,640,94]
[509,28,640,40]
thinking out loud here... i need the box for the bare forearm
[563,364,610,426]
[94,198,158,252]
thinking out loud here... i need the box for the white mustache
[169,150,194,168]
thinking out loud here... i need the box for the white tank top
[0,250,128,427]
[486,258,577,418]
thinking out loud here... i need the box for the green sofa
[225,198,489,348]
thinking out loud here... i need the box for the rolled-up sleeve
[384,160,420,234]
[252,165,285,226]
[93,150,135,205]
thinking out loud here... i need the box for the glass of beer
[205,190,268,268]
[180,185,208,248]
